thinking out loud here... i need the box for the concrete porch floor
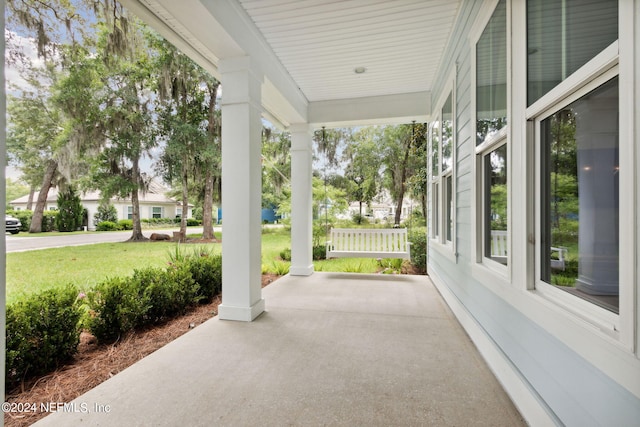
[35,272,525,426]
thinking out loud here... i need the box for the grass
[6,227,393,303]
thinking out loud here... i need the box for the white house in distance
[2,0,639,425]
[10,180,192,230]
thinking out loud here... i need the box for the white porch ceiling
[120,0,462,127]
[239,0,458,102]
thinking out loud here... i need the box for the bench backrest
[490,230,508,257]
[329,228,409,253]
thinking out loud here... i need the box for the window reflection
[527,0,617,106]
[540,77,619,313]
[484,144,508,265]
[476,0,507,145]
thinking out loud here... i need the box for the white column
[218,57,265,321]
[289,124,314,276]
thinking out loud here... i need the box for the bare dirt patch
[4,274,280,427]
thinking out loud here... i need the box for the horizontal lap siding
[428,1,640,425]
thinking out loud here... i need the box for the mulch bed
[4,273,280,427]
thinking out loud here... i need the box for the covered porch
[34,273,524,426]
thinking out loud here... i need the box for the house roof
[119,0,462,128]
[10,181,182,206]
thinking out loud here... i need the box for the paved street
[5,227,208,253]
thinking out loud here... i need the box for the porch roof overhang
[119,0,461,128]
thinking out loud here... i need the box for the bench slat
[327,228,411,259]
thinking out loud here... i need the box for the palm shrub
[6,285,82,390]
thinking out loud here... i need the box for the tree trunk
[26,186,35,211]
[29,160,57,233]
[202,168,217,241]
[394,146,411,225]
[180,169,188,240]
[127,158,147,241]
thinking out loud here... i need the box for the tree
[343,127,382,217]
[380,122,427,224]
[262,128,291,213]
[153,35,218,240]
[56,186,84,231]
[6,67,65,232]
[5,178,30,209]
[79,7,157,241]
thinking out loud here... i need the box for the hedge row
[6,210,59,232]
[5,250,222,391]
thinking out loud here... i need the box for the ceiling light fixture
[354,67,366,74]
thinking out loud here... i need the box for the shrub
[312,244,326,260]
[408,230,427,274]
[118,219,133,230]
[86,277,149,343]
[186,218,201,226]
[138,265,199,324]
[56,187,84,232]
[6,285,82,390]
[181,253,222,302]
[94,201,118,226]
[279,248,292,261]
[42,210,59,232]
[96,221,121,231]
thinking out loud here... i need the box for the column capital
[218,56,263,80]
[289,123,313,136]
[290,123,314,151]
[219,56,263,108]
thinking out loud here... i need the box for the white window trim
[463,0,639,397]
[532,61,629,339]
[470,0,511,282]
[429,71,457,263]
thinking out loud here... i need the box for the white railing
[490,230,566,270]
[326,228,411,259]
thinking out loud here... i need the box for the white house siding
[427,1,640,425]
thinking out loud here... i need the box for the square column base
[289,265,314,276]
[218,299,265,322]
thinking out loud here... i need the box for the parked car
[5,215,21,234]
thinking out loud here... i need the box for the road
[5,227,207,253]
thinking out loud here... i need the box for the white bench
[490,230,567,270]
[326,228,411,259]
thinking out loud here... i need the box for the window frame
[531,61,627,337]
[151,206,163,219]
[429,72,457,261]
[523,1,634,348]
[471,0,511,281]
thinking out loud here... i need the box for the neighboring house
[10,180,192,230]
[336,191,418,223]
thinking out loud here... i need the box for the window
[151,207,163,219]
[527,0,618,106]
[430,85,455,252]
[127,206,133,220]
[176,207,183,218]
[529,0,622,317]
[474,0,508,270]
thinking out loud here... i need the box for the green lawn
[6,227,389,303]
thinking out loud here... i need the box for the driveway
[5,227,209,253]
